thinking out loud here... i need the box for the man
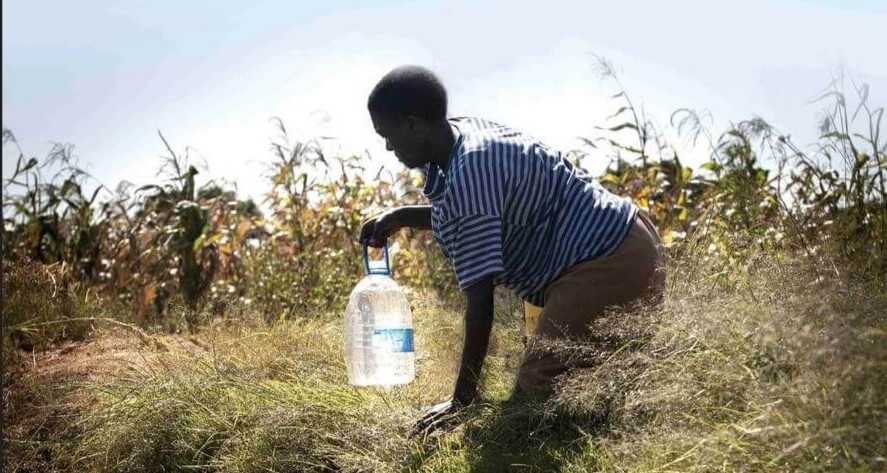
[359,65,665,436]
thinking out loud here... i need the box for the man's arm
[394,205,432,230]
[453,278,495,403]
[360,205,431,246]
[410,277,495,437]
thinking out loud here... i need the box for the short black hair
[367,65,447,122]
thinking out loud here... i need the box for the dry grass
[3,248,885,472]
[552,252,886,471]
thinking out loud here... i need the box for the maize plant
[2,73,882,331]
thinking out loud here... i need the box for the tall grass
[5,245,884,472]
[3,72,884,338]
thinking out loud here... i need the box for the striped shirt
[423,117,638,307]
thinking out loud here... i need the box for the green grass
[4,249,886,472]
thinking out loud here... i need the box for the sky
[3,0,886,206]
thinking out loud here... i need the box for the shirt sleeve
[440,214,505,289]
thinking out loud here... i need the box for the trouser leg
[512,212,665,396]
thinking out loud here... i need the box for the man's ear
[404,115,419,131]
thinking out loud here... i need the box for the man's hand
[359,206,433,247]
[359,209,402,247]
[409,396,473,438]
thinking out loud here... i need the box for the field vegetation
[3,67,885,471]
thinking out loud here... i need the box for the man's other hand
[409,397,473,438]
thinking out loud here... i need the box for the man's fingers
[410,412,441,438]
[410,411,441,436]
[409,408,462,438]
[410,420,438,439]
[371,228,387,246]
[372,217,396,242]
[359,219,389,247]
[360,227,386,247]
[359,220,375,244]
[409,421,426,438]
[418,413,459,437]
[409,420,429,438]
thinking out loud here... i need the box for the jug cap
[363,239,391,275]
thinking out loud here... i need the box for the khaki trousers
[513,211,665,394]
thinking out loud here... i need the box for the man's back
[424,117,638,306]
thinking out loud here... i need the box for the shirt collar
[422,163,446,201]
[422,120,462,202]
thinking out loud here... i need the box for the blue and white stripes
[424,117,637,306]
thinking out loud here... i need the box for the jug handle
[363,239,390,275]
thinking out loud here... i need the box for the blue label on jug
[373,328,414,353]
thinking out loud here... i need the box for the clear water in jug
[344,241,415,386]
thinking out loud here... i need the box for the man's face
[371,112,429,169]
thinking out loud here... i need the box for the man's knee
[513,334,569,397]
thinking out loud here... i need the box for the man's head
[368,65,448,169]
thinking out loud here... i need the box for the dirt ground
[3,329,210,471]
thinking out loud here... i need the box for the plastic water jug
[344,241,415,386]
